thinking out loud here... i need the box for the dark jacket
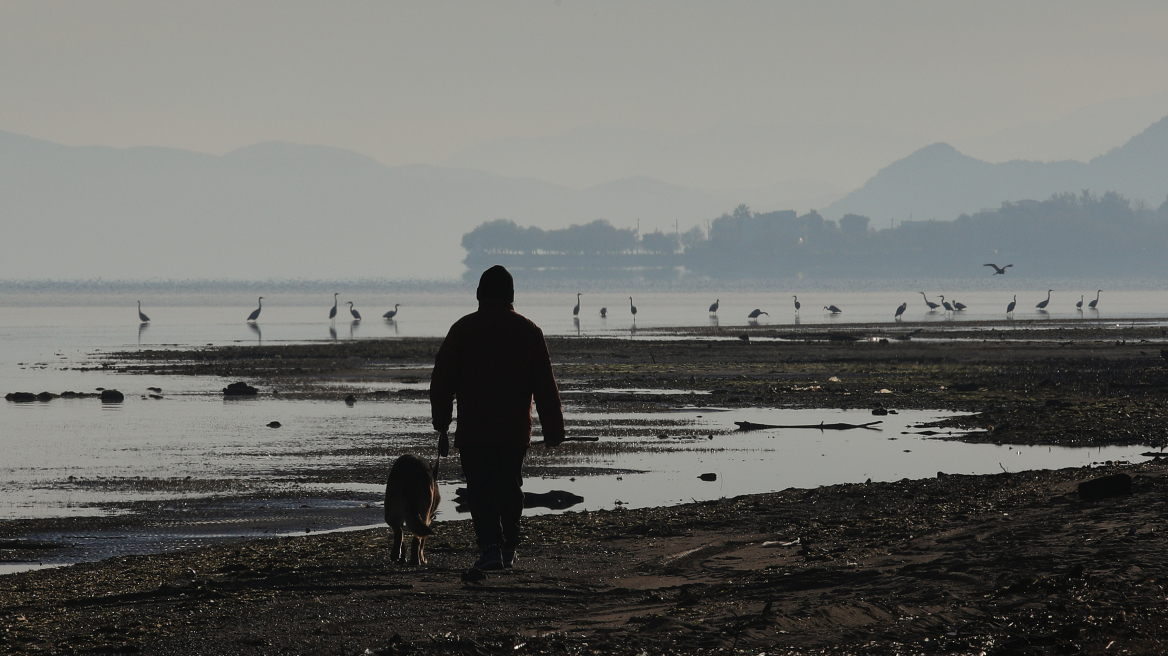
[430,301,566,448]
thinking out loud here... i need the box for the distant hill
[0,133,729,279]
[825,115,1168,221]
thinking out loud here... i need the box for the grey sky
[3,1,1168,280]
[4,1,1167,170]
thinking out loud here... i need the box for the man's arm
[531,332,566,446]
[429,333,457,434]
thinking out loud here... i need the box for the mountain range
[2,113,1167,280]
[825,115,1168,221]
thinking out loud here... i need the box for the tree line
[461,192,1168,280]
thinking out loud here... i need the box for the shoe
[473,546,504,571]
[502,548,517,568]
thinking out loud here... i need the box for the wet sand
[3,321,1168,654]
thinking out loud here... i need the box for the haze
[3,1,1168,280]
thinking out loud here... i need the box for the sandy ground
[3,321,1168,654]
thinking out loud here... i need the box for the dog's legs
[409,536,422,566]
[391,525,405,562]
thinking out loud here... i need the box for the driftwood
[734,420,882,431]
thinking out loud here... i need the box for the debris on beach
[223,382,258,397]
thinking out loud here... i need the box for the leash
[434,430,449,479]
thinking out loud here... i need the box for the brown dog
[384,454,440,565]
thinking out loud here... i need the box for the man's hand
[438,431,450,457]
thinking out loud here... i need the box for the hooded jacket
[430,301,566,448]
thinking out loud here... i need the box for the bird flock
[134,294,403,325]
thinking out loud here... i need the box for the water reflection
[248,322,262,344]
[349,320,360,338]
[329,324,337,341]
[137,322,149,345]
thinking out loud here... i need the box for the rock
[148,387,162,393]
[872,407,889,416]
[100,389,125,403]
[6,392,37,402]
[698,473,717,482]
[1077,473,1132,500]
[149,394,163,399]
[344,395,357,406]
[223,382,258,396]
[267,421,281,428]
[523,490,585,510]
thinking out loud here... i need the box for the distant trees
[460,190,1168,280]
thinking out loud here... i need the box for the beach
[3,320,1168,654]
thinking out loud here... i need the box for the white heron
[247,297,263,322]
[383,304,400,320]
[348,301,361,321]
[137,301,150,323]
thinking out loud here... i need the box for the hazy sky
[4,0,1168,188]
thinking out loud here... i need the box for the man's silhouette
[430,265,566,570]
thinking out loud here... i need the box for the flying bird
[573,293,581,317]
[247,297,263,322]
[1006,295,1017,316]
[984,263,1013,275]
[792,296,801,313]
[137,300,150,323]
[894,302,907,319]
[1089,290,1101,309]
[919,292,939,310]
[329,293,339,320]
[348,301,361,321]
[747,308,768,319]
[383,304,400,320]
[824,305,842,314]
[708,299,720,315]
[1035,289,1053,311]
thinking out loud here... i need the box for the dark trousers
[458,445,528,550]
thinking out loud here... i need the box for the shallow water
[1,285,1163,569]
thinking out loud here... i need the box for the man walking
[430,265,566,570]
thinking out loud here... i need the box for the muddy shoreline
[4,324,1168,654]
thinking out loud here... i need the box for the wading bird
[953,299,967,311]
[940,295,954,314]
[709,299,720,315]
[824,305,842,314]
[1036,289,1053,311]
[572,293,581,317]
[329,293,339,320]
[383,304,400,320]
[747,308,768,319]
[983,263,1013,275]
[1076,295,1084,310]
[920,292,939,310]
[629,297,637,322]
[137,300,150,323]
[1089,290,1102,309]
[599,307,607,318]
[1006,295,1017,316]
[247,297,263,322]
[894,302,907,320]
[792,296,801,313]
[348,301,361,321]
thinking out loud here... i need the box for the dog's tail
[404,510,434,537]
